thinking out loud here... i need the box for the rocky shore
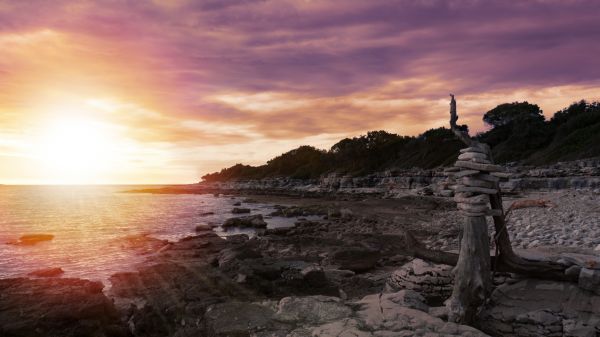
[131,157,600,198]
[1,188,599,336]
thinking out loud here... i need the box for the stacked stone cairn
[446,145,511,216]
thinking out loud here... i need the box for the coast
[2,159,600,336]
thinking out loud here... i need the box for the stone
[205,302,277,336]
[578,268,600,295]
[490,171,512,179]
[458,152,489,161]
[28,267,64,277]
[480,279,600,336]
[460,147,487,154]
[354,290,487,336]
[223,214,267,229]
[462,177,495,188]
[454,170,480,178]
[195,224,212,232]
[454,194,488,204]
[275,296,352,324]
[232,207,251,214]
[455,186,498,195]
[386,259,454,304]
[309,318,372,337]
[454,160,504,172]
[0,278,127,337]
[457,203,491,213]
[7,234,54,245]
[471,157,492,164]
[329,248,381,272]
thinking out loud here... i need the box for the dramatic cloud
[1,0,600,183]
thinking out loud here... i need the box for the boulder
[232,207,251,214]
[195,224,212,232]
[222,214,267,229]
[353,290,488,336]
[0,278,128,337]
[480,279,600,337]
[579,268,600,295]
[329,248,381,272]
[275,296,352,324]
[8,234,54,245]
[28,267,64,278]
[386,259,454,304]
[205,302,279,336]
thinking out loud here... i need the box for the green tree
[483,102,544,127]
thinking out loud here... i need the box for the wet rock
[386,259,454,304]
[113,234,169,254]
[270,205,326,217]
[223,214,267,229]
[7,234,54,245]
[195,224,212,232]
[329,248,381,272]
[28,267,64,277]
[0,278,128,337]
[232,207,251,214]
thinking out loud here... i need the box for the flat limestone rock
[454,194,488,204]
[454,170,480,178]
[480,279,600,337]
[457,203,491,213]
[463,209,502,217]
[490,172,512,178]
[458,152,488,161]
[471,157,492,164]
[455,160,504,173]
[460,147,487,154]
[473,173,500,183]
[444,166,461,172]
[462,177,496,189]
[455,186,498,195]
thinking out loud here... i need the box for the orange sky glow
[1,1,600,184]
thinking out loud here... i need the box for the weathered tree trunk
[489,192,575,281]
[446,216,491,323]
[445,95,493,323]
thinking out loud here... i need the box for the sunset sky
[1,0,600,184]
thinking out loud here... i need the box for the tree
[483,102,544,128]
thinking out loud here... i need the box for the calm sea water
[0,185,298,283]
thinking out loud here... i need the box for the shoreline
[2,188,599,336]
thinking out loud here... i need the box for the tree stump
[446,215,491,323]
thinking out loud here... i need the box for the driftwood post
[445,94,506,323]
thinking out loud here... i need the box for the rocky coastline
[2,160,600,336]
[131,157,600,199]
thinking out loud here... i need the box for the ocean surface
[0,185,301,284]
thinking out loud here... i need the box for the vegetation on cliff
[202,100,600,182]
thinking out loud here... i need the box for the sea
[0,185,302,284]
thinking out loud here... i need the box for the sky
[1,0,600,184]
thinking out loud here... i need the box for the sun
[34,117,122,184]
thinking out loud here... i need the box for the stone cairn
[445,144,511,217]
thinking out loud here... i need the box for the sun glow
[32,116,123,184]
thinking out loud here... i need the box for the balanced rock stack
[450,145,510,217]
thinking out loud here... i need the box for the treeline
[201,100,600,182]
